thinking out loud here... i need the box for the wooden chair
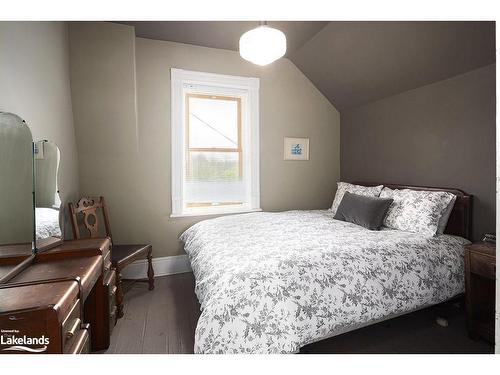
[68,197,154,318]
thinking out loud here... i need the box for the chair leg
[147,248,155,291]
[116,269,125,319]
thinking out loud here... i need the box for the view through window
[185,93,244,208]
[171,69,260,216]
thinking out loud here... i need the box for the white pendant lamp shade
[239,25,287,66]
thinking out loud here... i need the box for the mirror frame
[0,112,36,283]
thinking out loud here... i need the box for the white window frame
[170,68,260,217]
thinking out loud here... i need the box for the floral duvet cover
[180,210,469,354]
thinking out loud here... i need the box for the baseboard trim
[120,254,192,279]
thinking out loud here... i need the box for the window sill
[170,207,262,218]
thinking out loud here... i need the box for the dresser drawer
[109,304,117,332]
[104,239,112,259]
[65,327,90,354]
[0,281,81,354]
[103,251,112,275]
[469,252,496,279]
[104,269,116,300]
[104,269,117,333]
[109,284,117,313]
[61,299,82,350]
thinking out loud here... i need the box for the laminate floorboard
[106,273,493,354]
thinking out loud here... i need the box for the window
[171,69,260,216]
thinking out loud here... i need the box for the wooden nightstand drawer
[469,252,495,279]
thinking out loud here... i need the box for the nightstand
[464,241,496,343]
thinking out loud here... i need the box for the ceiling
[290,21,496,110]
[118,21,495,111]
[118,21,328,55]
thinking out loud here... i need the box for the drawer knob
[66,318,82,339]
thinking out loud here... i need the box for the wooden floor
[107,273,200,354]
[106,273,493,354]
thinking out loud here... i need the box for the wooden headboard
[354,182,472,240]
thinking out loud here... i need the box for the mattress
[180,210,470,354]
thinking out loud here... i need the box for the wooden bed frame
[354,182,472,240]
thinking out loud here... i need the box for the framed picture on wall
[284,137,309,161]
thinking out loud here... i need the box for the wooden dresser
[0,280,90,353]
[0,238,116,354]
[464,241,496,343]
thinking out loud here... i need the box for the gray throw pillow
[333,192,393,230]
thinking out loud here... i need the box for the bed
[35,207,62,240]
[180,183,472,354]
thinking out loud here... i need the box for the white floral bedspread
[35,207,61,240]
[180,210,469,354]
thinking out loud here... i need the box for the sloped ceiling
[117,21,328,56]
[290,21,496,110]
[118,21,495,110]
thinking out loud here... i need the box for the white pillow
[331,182,383,215]
[380,187,455,237]
[379,187,406,229]
[436,195,457,235]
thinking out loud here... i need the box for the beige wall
[35,142,59,208]
[68,22,143,241]
[0,22,80,238]
[69,22,340,257]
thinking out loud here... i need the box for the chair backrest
[68,196,113,240]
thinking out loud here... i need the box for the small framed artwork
[284,137,309,161]
[34,141,45,160]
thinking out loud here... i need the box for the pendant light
[239,22,287,66]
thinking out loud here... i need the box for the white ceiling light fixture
[239,22,287,66]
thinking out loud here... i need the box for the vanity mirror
[34,140,63,249]
[0,112,35,257]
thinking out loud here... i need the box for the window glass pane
[185,151,245,206]
[188,96,239,149]
[184,181,246,207]
[187,151,240,182]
